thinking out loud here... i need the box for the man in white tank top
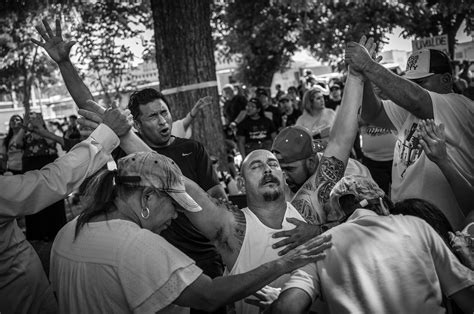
[181,39,371,313]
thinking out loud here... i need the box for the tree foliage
[299,1,404,62]
[0,4,61,112]
[0,0,153,110]
[216,0,303,87]
[396,0,473,58]
[71,1,151,104]
[215,0,473,85]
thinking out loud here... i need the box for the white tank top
[226,203,304,314]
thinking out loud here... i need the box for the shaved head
[241,150,278,179]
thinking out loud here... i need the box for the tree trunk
[150,0,227,165]
[22,70,32,118]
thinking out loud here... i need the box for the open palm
[31,19,76,63]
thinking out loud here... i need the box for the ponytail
[75,169,117,238]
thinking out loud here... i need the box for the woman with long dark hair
[3,114,25,174]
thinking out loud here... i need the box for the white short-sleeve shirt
[282,209,474,313]
[51,218,202,314]
[383,92,474,230]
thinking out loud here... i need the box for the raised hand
[277,233,331,271]
[346,35,380,75]
[31,19,76,64]
[272,218,323,256]
[449,231,474,269]
[190,96,213,118]
[418,119,447,165]
[27,114,46,133]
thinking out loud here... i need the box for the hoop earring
[141,206,150,219]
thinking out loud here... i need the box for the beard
[263,190,281,202]
[287,180,302,193]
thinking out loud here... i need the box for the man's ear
[133,119,141,132]
[441,73,452,84]
[236,175,246,194]
[306,155,318,173]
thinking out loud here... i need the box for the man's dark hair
[69,115,78,120]
[392,198,453,246]
[248,97,264,117]
[128,88,171,121]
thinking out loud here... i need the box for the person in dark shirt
[63,115,81,140]
[325,81,343,111]
[222,84,247,125]
[256,87,282,130]
[119,89,228,314]
[237,98,277,159]
[279,94,302,129]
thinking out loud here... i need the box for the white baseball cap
[404,49,452,80]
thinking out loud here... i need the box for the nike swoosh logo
[182,152,192,157]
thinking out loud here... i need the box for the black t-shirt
[64,125,81,140]
[113,136,220,263]
[284,109,302,127]
[237,116,276,153]
[224,94,247,123]
[263,105,282,130]
[237,116,276,142]
[325,97,342,111]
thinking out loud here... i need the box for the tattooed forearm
[212,198,246,252]
[316,156,345,205]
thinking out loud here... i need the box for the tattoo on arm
[212,198,246,253]
[292,197,321,225]
[315,156,345,206]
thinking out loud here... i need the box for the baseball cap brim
[403,71,435,80]
[168,191,202,212]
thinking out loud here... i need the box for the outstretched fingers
[55,18,62,38]
[301,234,332,251]
[422,119,438,141]
[42,19,55,39]
[35,24,49,41]
[31,38,44,47]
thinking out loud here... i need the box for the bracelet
[190,111,197,119]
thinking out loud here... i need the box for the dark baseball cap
[271,126,316,164]
[404,49,452,80]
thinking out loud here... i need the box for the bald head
[241,150,278,179]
